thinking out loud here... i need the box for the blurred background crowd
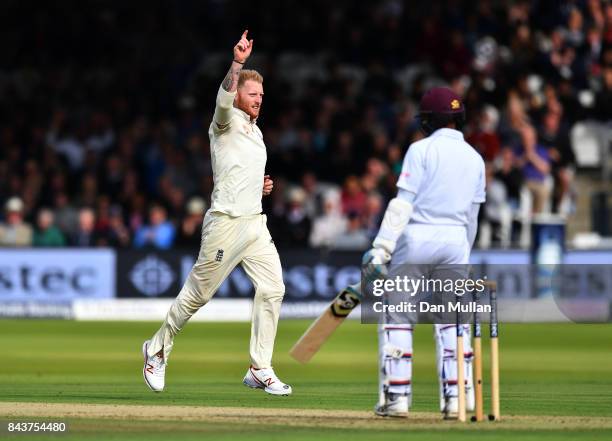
[0,0,611,250]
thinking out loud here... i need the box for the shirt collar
[431,128,464,140]
[234,106,257,124]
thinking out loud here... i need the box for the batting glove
[362,247,391,282]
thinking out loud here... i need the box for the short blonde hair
[238,69,263,88]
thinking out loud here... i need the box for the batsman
[141,30,292,396]
[363,87,486,418]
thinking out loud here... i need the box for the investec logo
[129,255,175,297]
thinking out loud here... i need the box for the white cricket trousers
[147,210,285,369]
[379,223,472,403]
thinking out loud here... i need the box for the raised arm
[222,30,253,92]
[214,30,254,128]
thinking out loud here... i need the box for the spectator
[498,92,529,153]
[33,208,66,247]
[133,204,176,250]
[70,208,100,247]
[176,197,206,248]
[364,158,389,187]
[387,144,403,176]
[309,189,348,248]
[101,155,125,198]
[495,148,524,210]
[334,211,371,250]
[163,184,187,221]
[341,175,367,217]
[94,196,112,238]
[284,188,311,247]
[328,131,360,182]
[127,193,147,233]
[510,23,536,72]
[482,163,513,248]
[593,66,612,121]
[363,192,384,241]
[0,197,33,247]
[581,26,603,79]
[467,105,501,162]
[541,27,575,81]
[300,172,326,220]
[564,8,585,49]
[538,111,575,214]
[52,192,78,237]
[106,206,132,248]
[518,126,552,214]
[76,173,99,208]
[46,112,86,171]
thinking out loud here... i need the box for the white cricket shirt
[208,86,266,216]
[397,128,485,226]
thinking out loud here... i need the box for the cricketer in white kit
[142,30,292,396]
[363,87,485,418]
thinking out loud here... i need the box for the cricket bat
[289,282,362,363]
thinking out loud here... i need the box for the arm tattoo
[221,62,243,92]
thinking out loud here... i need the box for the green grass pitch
[1,319,611,440]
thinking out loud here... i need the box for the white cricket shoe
[443,396,458,419]
[142,340,166,392]
[375,394,409,418]
[243,366,292,396]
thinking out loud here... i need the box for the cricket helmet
[418,87,466,135]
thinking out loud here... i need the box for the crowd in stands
[0,0,611,250]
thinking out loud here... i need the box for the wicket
[472,289,484,422]
[456,316,467,422]
[488,281,500,421]
[457,280,500,423]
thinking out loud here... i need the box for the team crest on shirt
[215,249,224,262]
[450,99,461,110]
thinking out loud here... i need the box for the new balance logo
[264,378,275,386]
[215,249,224,262]
[145,364,154,374]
